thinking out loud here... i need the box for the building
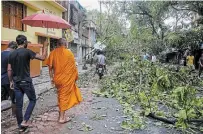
[57,0,97,64]
[69,0,88,64]
[85,20,97,54]
[1,0,66,77]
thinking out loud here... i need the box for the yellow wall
[1,1,62,43]
[1,0,64,73]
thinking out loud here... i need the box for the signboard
[44,8,56,15]
[47,29,55,35]
[64,29,73,42]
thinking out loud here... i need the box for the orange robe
[46,46,82,111]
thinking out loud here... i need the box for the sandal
[19,126,28,132]
[21,121,29,127]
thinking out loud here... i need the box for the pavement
[1,64,94,111]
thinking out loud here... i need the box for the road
[1,64,182,134]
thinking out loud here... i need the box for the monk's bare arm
[48,66,54,84]
[35,40,48,61]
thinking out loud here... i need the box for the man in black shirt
[8,35,48,130]
[1,41,17,115]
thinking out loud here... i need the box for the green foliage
[165,26,203,50]
[95,56,203,132]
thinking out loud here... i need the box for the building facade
[1,0,66,77]
[57,0,97,64]
[85,20,97,54]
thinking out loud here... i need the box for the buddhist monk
[46,38,82,123]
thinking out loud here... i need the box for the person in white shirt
[152,54,156,62]
[97,51,106,66]
[94,50,107,75]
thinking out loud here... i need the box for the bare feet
[58,117,71,124]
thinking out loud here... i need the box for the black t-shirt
[1,51,11,85]
[8,48,36,83]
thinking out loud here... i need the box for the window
[2,1,27,31]
[70,4,78,25]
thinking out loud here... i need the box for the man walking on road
[1,41,17,116]
[8,35,48,131]
[46,38,82,123]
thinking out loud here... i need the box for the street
[1,0,203,134]
[1,64,182,134]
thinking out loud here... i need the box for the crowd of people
[1,35,82,132]
[143,53,157,63]
[142,50,203,78]
[183,49,203,78]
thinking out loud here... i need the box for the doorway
[38,36,47,67]
[50,38,58,51]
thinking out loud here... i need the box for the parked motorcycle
[97,64,104,79]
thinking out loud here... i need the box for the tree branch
[171,5,198,13]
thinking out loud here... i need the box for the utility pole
[100,1,102,33]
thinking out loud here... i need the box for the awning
[35,32,60,39]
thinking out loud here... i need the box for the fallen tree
[94,55,203,133]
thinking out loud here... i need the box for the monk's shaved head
[57,38,67,46]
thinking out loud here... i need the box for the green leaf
[178,110,187,120]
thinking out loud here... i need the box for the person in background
[8,35,48,131]
[187,52,195,70]
[46,38,82,123]
[143,52,150,60]
[143,53,147,60]
[199,53,203,78]
[151,54,157,63]
[1,41,18,116]
[97,51,106,68]
[183,48,189,66]
[94,50,107,75]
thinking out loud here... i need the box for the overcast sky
[77,0,190,29]
[78,0,100,10]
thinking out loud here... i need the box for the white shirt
[152,55,156,62]
[97,55,106,65]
